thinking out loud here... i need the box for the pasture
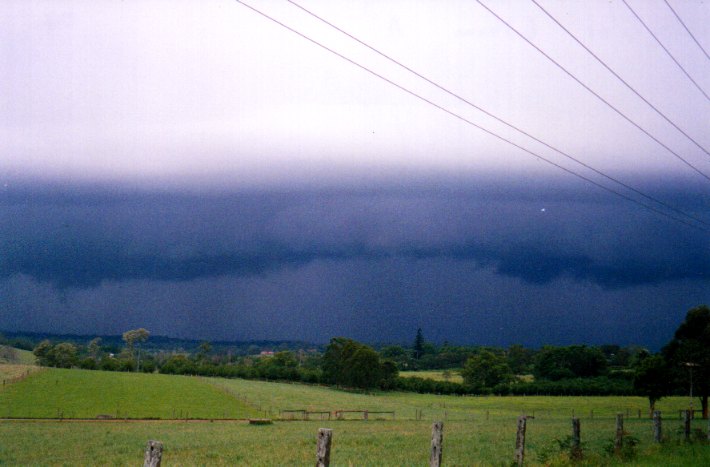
[400,370,464,384]
[1,365,709,465]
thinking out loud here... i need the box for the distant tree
[51,342,78,368]
[87,337,102,360]
[33,340,54,366]
[662,305,710,419]
[197,341,212,362]
[271,350,298,368]
[122,328,150,372]
[413,328,425,360]
[322,337,397,389]
[461,350,513,389]
[534,345,607,381]
[633,354,671,417]
[507,344,534,374]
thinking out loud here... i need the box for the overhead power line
[662,0,710,61]
[233,0,708,232]
[475,0,710,184]
[621,0,710,101]
[530,0,709,158]
[285,0,710,228]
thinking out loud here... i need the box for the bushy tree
[33,340,54,366]
[51,342,78,368]
[663,305,710,419]
[461,350,513,389]
[322,337,398,389]
[534,345,607,381]
[633,354,671,417]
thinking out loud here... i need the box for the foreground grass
[1,418,709,466]
[0,368,258,419]
[1,369,709,464]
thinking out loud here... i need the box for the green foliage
[603,434,640,460]
[413,328,425,360]
[663,304,710,417]
[322,337,397,389]
[461,350,513,389]
[634,354,671,414]
[534,345,608,381]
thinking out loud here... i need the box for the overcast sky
[1,0,709,348]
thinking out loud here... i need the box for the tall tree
[122,328,150,372]
[413,328,425,360]
[461,350,513,389]
[663,305,710,419]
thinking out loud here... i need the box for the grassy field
[400,370,464,384]
[1,368,709,464]
[0,367,258,419]
[0,364,41,382]
[1,417,709,465]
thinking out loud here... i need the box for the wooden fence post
[430,421,444,467]
[316,428,333,467]
[614,413,624,454]
[683,410,691,441]
[143,440,163,467]
[571,417,581,460]
[514,415,527,467]
[653,411,662,443]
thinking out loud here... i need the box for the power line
[285,0,710,228]
[663,0,710,61]
[474,0,710,184]
[531,0,709,158]
[622,0,710,101]
[233,0,708,232]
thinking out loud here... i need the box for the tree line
[25,305,710,417]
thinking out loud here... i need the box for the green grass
[1,369,709,464]
[206,376,696,422]
[400,369,464,383]
[0,417,709,465]
[0,368,259,419]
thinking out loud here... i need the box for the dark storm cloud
[2,178,708,290]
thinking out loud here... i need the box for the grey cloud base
[1,179,707,348]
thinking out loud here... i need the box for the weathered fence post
[653,411,662,443]
[430,421,444,467]
[316,428,333,467]
[571,417,581,459]
[514,415,527,467]
[683,410,691,441]
[143,440,163,467]
[614,413,624,454]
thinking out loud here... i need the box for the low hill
[0,346,35,365]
